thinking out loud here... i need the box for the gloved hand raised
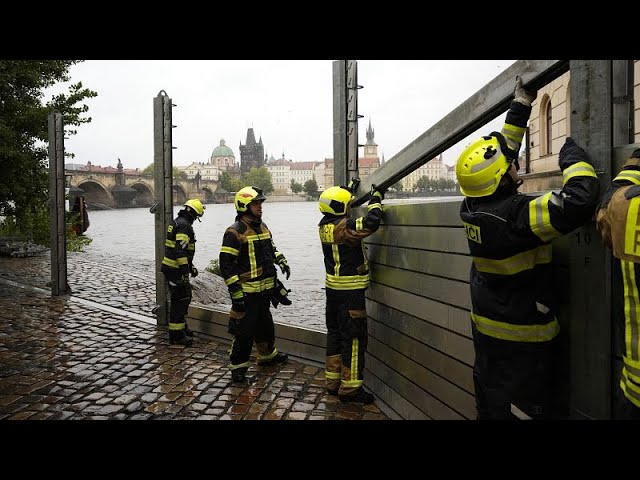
[190,266,198,278]
[558,137,590,171]
[277,258,291,280]
[347,177,361,194]
[514,76,537,106]
[368,186,384,205]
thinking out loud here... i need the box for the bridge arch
[201,187,215,204]
[77,180,112,209]
[172,184,187,205]
[129,182,154,207]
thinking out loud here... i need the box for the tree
[415,175,431,192]
[244,167,273,194]
[290,179,303,194]
[142,163,188,180]
[219,171,244,192]
[303,177,318,197]
[389,180,403,192]
[0,61,97,245]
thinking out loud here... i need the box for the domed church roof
[212,139,234,157]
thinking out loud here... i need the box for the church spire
[365,118,376,146]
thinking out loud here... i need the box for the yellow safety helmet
[319,186,352,216]
[235,186,266,212]
[455,132,517,197]
[184,198,205,217]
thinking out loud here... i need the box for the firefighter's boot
[231,367,248,383]
[169,331,193,347]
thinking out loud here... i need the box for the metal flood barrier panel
[362,198,475,419]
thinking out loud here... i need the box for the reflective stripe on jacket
[219,215,279,296]
[460,101,599,342]
[161,210,195,281]
[319,203,382,291]
[597,163,640,407]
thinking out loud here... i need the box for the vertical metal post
[333,60,347,187]
[612,60,634,147]
[567,61,613,419]
[152,91,174,326]
[48,111,70,296]
[346,60,361,184]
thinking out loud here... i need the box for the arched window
[545,98,553,155]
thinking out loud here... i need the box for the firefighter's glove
[271,280,292,309]
[277,258,291,280]
[190,266,198,278]
[631,148,640,160]
[347,177,361,194]
[559,137,590,171]
[231,298,246,313]
[368,187,384,206]
[173,273,190,286]
[514,76,536,106]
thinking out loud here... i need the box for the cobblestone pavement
[0,254,389,420]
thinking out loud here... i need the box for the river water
[84,202,328,329]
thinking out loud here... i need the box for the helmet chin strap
[501,171,523,192]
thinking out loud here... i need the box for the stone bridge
[66,170,221,209]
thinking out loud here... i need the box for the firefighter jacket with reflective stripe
[219,215,280,298]
[161,209,195,281]
[596,162,640,407]
[460,101,600,343]
[318,202,383,291]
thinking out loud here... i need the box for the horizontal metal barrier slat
[368,224,469,254]
[368,336,476,419]
[368,307,474,391]
[367,243,471,282]
[372,263,472,310]
[375,198,466,228]
[365,348,467,420]
[367,282,471,338]
[364,366,430,420]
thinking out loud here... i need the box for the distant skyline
[46,60,516,170]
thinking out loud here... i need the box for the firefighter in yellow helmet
[219,186,291,383]
[456,77,600,419]
[596,148,640,419]
[318,180,383,404]
[161,198,205,346]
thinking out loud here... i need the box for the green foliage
[0,61,97,246]
[219,171,244,192]
[206,258,222,276]
[141,164,188,180]
[290,179,303,194]
[414,176,457,193]
[174,167,188,180]
[389,180,403,192]
[66,227,93,252]
[244,167,273,194]
[303,177,318,197]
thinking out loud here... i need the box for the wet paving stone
[0,254,391,421]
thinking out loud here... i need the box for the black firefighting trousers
[228,291,275,367]
[472,323,555,420]
[325,288,368,395]
[167,280,192,330]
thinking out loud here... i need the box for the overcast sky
[47,60,516,171]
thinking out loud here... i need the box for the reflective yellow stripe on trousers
[471,311,559,342]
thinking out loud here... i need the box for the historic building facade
[521,60,640,193]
